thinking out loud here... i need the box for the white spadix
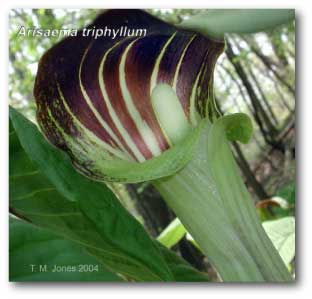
[151,84,191,145]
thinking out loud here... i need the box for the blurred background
[9,9,295,280]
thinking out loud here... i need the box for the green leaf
[156,243,210,282]
[179,9,295,38]
[9,107,173,281]
[271,183,295,218]
[262,217,295,266]
[9,217,123,282]
[276,183,296,205]
[157,218,186,248]
[9,107,211,282]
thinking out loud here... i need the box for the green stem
[153,122,292,282]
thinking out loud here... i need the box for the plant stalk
[153,123,292,282]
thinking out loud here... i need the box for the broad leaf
[9,217,123,282]
[9,108,172,281]
[263,217,295,266]
[179,9,295,38]
[276,183,295,205]
[156,243,210,282]
[9,107,210,282]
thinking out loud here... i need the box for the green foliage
[9,108,171,281]
[269,183,296,218]
[179,9,295,38]
[156,243,209,282]
[262,217,295,266]
[9,217,123,281]
[157,218,186,248]
[276,183,295,205]
[9,107,210,282]
[8,8,295,282]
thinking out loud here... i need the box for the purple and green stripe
[35,9,224,178]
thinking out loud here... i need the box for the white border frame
[1,1,310,298]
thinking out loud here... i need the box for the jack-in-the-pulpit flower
[31,9,293,282]
[35,9,224,182]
